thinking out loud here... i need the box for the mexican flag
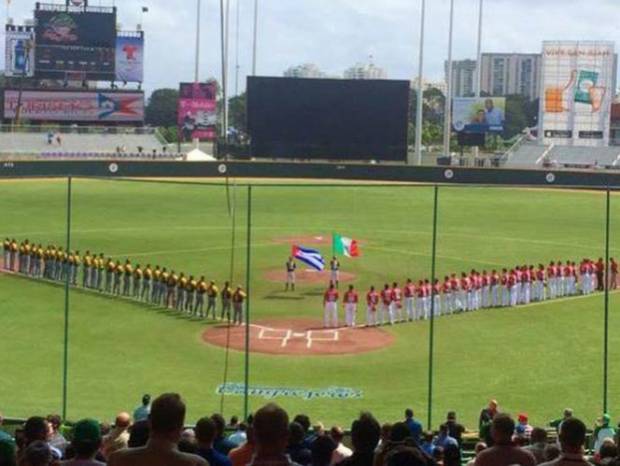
[333,233,360,258]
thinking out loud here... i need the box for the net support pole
[604,186,611,413]
[244,185,252,420]
[62,176,72,420]
[427,185,439,429]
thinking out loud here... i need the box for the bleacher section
[0,127,167,158]
[504,141,550,168]
[503,141,620,170]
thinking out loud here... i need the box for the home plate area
[202,318,394,356]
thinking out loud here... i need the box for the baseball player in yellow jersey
[186,276,197,313]
[232,285,247,325]
[56,247,65,281]
[133,264,143,298]
[9,239,18,272]
[105,258,115,293]
[206,280,218,319]
[176,273,187,311]
[71,251,80,285]
[122,260,133,296]
[221,281,232,321]
[2,238,9,270]
[142,264,153,301]
[159,267,169,305]
[167,270,178,308]
[18,241,26,274]
[96,253,105,291]
[24,241,32,276]
[113,260,123,295]
[82,251,92,288]
[31,244,41,277]
[195,276,207,317]
[43,246,51,278]
[152,266,162,303]
[89,254,98,289]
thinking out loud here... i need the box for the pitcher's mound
[264,269,356,284]
[202,318,394,356]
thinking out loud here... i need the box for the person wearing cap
[62,418,105,465]
[232,285,247,326]
[133,395,151,423]
[441,412,465,447]
[101,412,131,460]
[515,413,533,439]
[593,414,616,454]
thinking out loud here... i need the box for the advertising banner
[540,41,616,147]
[5,29,35,77]
[34,8,117,80]
[178,82,217,141]
[115,35,144,83]
[452,97,506,134]
[4,90,144,122]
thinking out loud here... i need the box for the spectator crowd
[2,394,620,466]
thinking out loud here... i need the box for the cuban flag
[292,245,325,271]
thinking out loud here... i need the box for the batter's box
[306,329,339,349]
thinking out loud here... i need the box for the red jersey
[381,288,393,305]
[491,273,499,286]
[432,283,441,295]
[508,274,517,287]
[612,261,619,274]
[481,274,490,287]
[450,277,459,290]
[417,286,426,298]
[404,284,415,298]
[324,289,339,303]
[460,277,470,291]
[366,290,379,307]
[547,266,555,278]
[391,287,402,303]
[563,265,571,277]
[344,290,358,304]
[536,269,544,281]
[442,281,451,293]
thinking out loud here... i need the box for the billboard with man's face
[452,97,506,134]
[540,41,616,147]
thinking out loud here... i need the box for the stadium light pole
[252,0,258,76]
[414,0,426,166]
[603,187,611,413]
[195,0,201,82]
[61,176,73,420]
[220,0,229,139]
[442,0,455,159]
[427,185,439,430]
[472,0,483,159]
[234,0,241,97]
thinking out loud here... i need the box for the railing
[498,133,527,166]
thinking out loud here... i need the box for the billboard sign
[178,82,217,141]
[541,41,616,146]
[3,90,144,122]
[115,35,144,83]
[452,97,506,134]
[5,28,35,77]
[34,8,117,80]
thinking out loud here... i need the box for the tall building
[283,64,326,79]
[343,63,387,80]
[411,77,447,95]
[445,60,476,97]
[480,53,542,100]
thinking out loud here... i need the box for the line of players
[322,258,619,328]
[2,238,247,325]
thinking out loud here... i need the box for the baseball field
[2,177,620,430]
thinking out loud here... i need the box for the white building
[343,63,387,80]
[283,64,326,79]
[480,53,542,100]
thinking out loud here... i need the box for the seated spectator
[61,418,104,466]
[178,438,198,455]
[229,425,255,466]
[22,441,52,466]
[431,446,443,464]
[229,417,239,430]
[375,424,392,454]
[228,423,248,447]
[523,427,547,464]
[310,435,336,466]
[309,423,325,443]
[101,412,131,460]
[329,426,352,465]
[540,417,587,466]
[375,423,411,466]
[0,435,16,466]
[20,417,61,462]
[404,410,422,445]
[542,444,560,462]
[212,414,236,455]
[474,413,536,466]
[46,415,68,455]
[133,395,151,423]
[108,393,206,466]
[384,446,428,466]
[465,442,486,466]
[249,403,293,466]
[443,444,461,466]
[595,439,618,465]
[128,421,150,448]
[593,415,616,454]
[515,413,533,439]
[337,412,380,466]
[442,412,465,447]
[549,409,573,433]
[433,424,458,450]
[195,416,232,466]
[293,416,313,449]
[419,432,435,458]
[287,422,312,466]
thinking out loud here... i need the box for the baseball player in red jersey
[450,274,459,312]
[596,258,605,292]
[611,258,618,290]
[474,271,482,310]
[423,279,432,318]
[490,269,500,307]
[514,267,523,304]
[323,282,339,328]
[522,266,532,304]
[390,282,403,324]
[380,283,392,326]
[442,276,452,315]
[416,280,425,319]
[556,261,565,297]
[404,279,416,321]
[565,262,575,296]
[431,279,442,316]
[509,269,519,307]
[547,261,557,299]
[343,285,358,327]
[501,268,510,307]
[481,270,490,308]
[366,286,380,326]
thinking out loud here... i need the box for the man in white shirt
[329,426,352,465]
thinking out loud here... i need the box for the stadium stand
[503,140,620,170]
[503,141,551,169]
[0,127,170,159]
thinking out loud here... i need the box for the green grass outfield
[2,177,620,430]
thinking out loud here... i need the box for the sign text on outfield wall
[217,383,363,401]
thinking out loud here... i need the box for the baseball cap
[73,419,101,444]
[518,413,528,423]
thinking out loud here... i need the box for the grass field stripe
[110,242,275,258]
[363,245,506,267]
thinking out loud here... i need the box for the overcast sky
[4,0,620,96]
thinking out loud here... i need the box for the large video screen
[540,41,616,147]
[452,97,506,134]
[4,90,144,122]
[247,77,409,161]
[178,82,218,141]
[34,8,117,80]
